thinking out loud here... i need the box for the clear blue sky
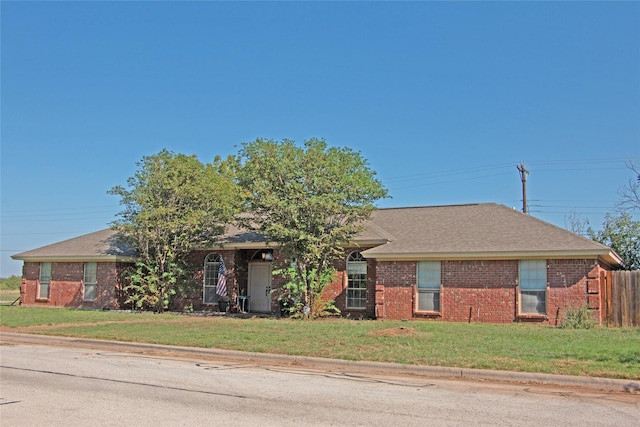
[2,1,639,277]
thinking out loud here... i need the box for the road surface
[1,342,638,426]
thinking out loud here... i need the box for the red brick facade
[20,261,126,309]
[370,259,608,325]
[19,255,610,325]
[14,204,619,324]
[321,249,378,318]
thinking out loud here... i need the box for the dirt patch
[552,359,591,368]
[356,345,381,352]
[367,327,417,337]
[0,317,197,333]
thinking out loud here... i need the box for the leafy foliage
[0,275,21,290]
[109,149,241,311]
[589,211,640,270]
[236,138,388,317]
[121,261,179,310]
[274,265,340,319]
[560,305,597,329]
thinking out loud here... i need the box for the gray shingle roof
[11,203,622,266]
[360,203,620,265]
[11,229,137,261]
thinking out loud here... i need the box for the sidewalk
[1,331,637,393]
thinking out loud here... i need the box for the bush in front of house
[560,305,598,329]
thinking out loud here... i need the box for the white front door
[249,263,272,313]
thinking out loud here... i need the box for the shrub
[560,305,597,329]
[273,265,340,319]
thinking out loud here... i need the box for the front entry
[248,263,272,313]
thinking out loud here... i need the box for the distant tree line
[0,275,21,290]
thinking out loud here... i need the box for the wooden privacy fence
[601,270,640,327]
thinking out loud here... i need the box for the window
[519,260,547,315]
[346,252,367,309]
[84,262,97,301]
[39,262,51,299]
[417,261,440,312]
[203,253,221,304]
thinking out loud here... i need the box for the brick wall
[183,248,285,313]
[547,260,604,325]
[20,261,120,309]
[375,258,608,325]
[181,249,239,311]
[442,260,518,323]
[320,248,377,319]
[18,254,609,324]
[373,260,416,320]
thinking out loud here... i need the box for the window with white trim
[519,260,547,315]
[84,262,97,301]
[417,261,440,312]
[39,262,51,299]
[346,252,367,309]
[203,253,221,304]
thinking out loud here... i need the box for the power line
[1,216,115,224]
[533,204,617,209]
[525,157,633,166]
[383,163,515,183]
[522,199,619,203]
[1,211,117,220]
[384,157,634,193]
[1,205,119,214]
[388,172,513,191]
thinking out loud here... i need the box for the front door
[249,263,272,313]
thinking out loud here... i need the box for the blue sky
[1,1,639,277]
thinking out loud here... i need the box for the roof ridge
[376,202,487,211]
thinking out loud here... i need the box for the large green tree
[235,138,388,317]
[109,149,241,311]
[589,212,640,270]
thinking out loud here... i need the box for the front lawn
[1,306,638,379]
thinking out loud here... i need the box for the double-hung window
[417,261,440,312]
[519,260,547,315]
[39,262,51,299]
[346,252,367,309]
[84,262,97,301]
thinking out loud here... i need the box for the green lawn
[1,306,638,380]
[0,289,20,305]
[0,276,21,305]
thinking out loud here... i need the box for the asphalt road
[1,335,638,426]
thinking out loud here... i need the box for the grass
[1,306,638,380]
[0,289,20,305]
[0,276,21,305]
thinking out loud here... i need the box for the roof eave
[10,255,138,263]
[345,238,389,247]
[193,238,389,251]
[602,250,625,268]
[193,241,274,250]
[360,249,623,265]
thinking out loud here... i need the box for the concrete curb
[1,332,634,392]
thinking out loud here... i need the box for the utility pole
[517,162,529,214]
